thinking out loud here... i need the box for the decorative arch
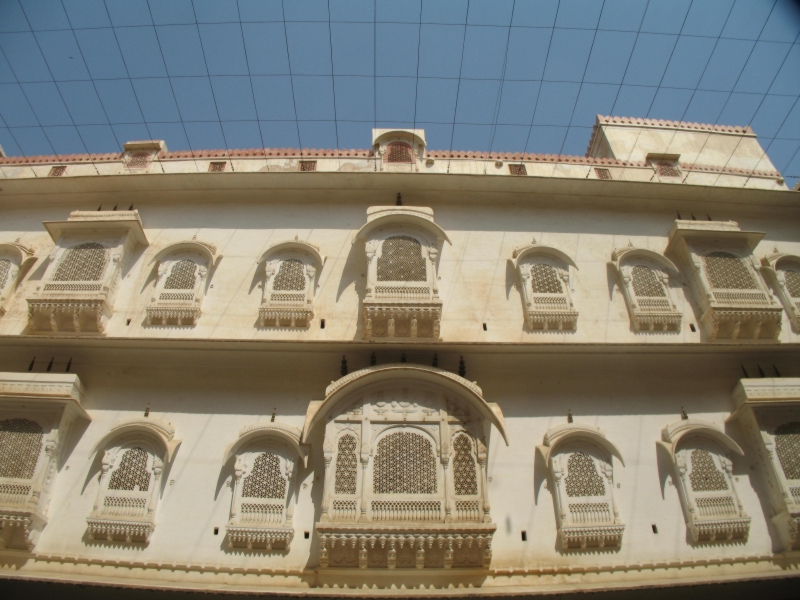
[222,421,305,551]
[609,247,682,332]
[152,239,217,267]
[511,243,579,331]
[538,422,625,551]
[303,364,507,445]
[312,363,502,570]
[658,418,750,542]
[91,417,181,463]
[354,206,451,246]
[761,253,800,331]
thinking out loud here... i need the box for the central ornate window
[373,431,437,495]
[358,206,448,339]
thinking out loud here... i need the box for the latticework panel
[657,162,681,177]
[273,259,306,291]
[509,164,527,176]
[776,422,800,480]
[631,265,666,297]
[703,252,758,290]
[0,418,43,480]
[387,142,412,163]
[595,168,612,180]
[126,152,150,168]
[565,452,605,497]
[531,263,563,294]
[53,243,108,282]
[0,259,11,290]
[373,432,437,495]
[453,434,478,496]
[334,434,358,495]
[108,447,151,492]
[783,270,800,298]
[688,449,728,492]
[377,236,426,282]
[241,453,287,499]
[164,259,198,290]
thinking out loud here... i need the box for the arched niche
[511,243,579,331]
[305,364,506,570]
[258,239,326,328]
[222,422,307,551]
[87,417,180,544]
[537,422,625,551]
[658,418,749,542]
[146,240,218,327]
[761,253,800,331]
[0,242,35,317]
[609,247,682,332]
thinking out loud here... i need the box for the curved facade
[0,120,798,594]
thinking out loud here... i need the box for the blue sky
[0,0,799,184]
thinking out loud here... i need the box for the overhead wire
[281,0,304,156]
[486,0,516,161]
[523,0,561,154]
[447,0,471,174]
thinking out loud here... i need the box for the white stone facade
[0,120,798,594]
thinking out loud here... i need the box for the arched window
[776,422,800,480]
[108,447,151,492]
[632,265,667,298]
[386,142,412,163]
[242,452,287,500]
[688,449,728,492]
[88,437,166,544]
[0,259,11,292]
[334,434,358,495]
[53,242,108,282]
[377,236,426,282]
[0,418,43,480]
[784,270,800,299]
[163,259,198,290]
[453,434,478,496]
[511,247,578,331]
[564,451,605,497]
[273,258,307,291]
[373,431,436,495]
[703,251,757,290]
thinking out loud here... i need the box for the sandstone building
[0,117,798,594]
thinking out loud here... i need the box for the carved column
[478,437,490,522]
[415,536,425,569]
[387,538,397,569]
[285,461,296,526]
[319,535,329,568]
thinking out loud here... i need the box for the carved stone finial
[432,354,438,367]
[370,352,376,366]
[295,235,299,241]
[396,193,402,206]
[531,236,537,245]
[774,246,778,253]
[14,237,19,243]
[681,407,688,420]
[400,353,407,363]
[628,240,633,248]
[192,234,196,241]
[271,408,276,422]
[340,356,348,377]
[458,357,466,378]
[144,403,150,417]
[567,409,573,423]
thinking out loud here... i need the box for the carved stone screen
[387,142,412,163]
[241,453,287,499]
[377,236,426,282]
[784,270,800,298]
[453,434,478,496]
[164,260,198,290]
[373,432,436,494]
[108,447,151,492]
[776,422,800,480]
[273,259,306,291]
[0,418,43,479]
[703,252,758,290]
[632,265,666,297]
[564,452,605,497]
[334,434,358,495]
[0,259,10,290]
[530,263,563,294]
[53,243,109,282]
[688,449,728,492]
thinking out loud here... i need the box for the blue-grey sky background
[1,0,799,185]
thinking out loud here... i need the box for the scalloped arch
[222,422,306,467]
[611,247,679,274]
[512,244,578,271]
[538,422,624,466]
[151,240,217,266]
[91,418,181,463]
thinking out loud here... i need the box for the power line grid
[0,0,797,186]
